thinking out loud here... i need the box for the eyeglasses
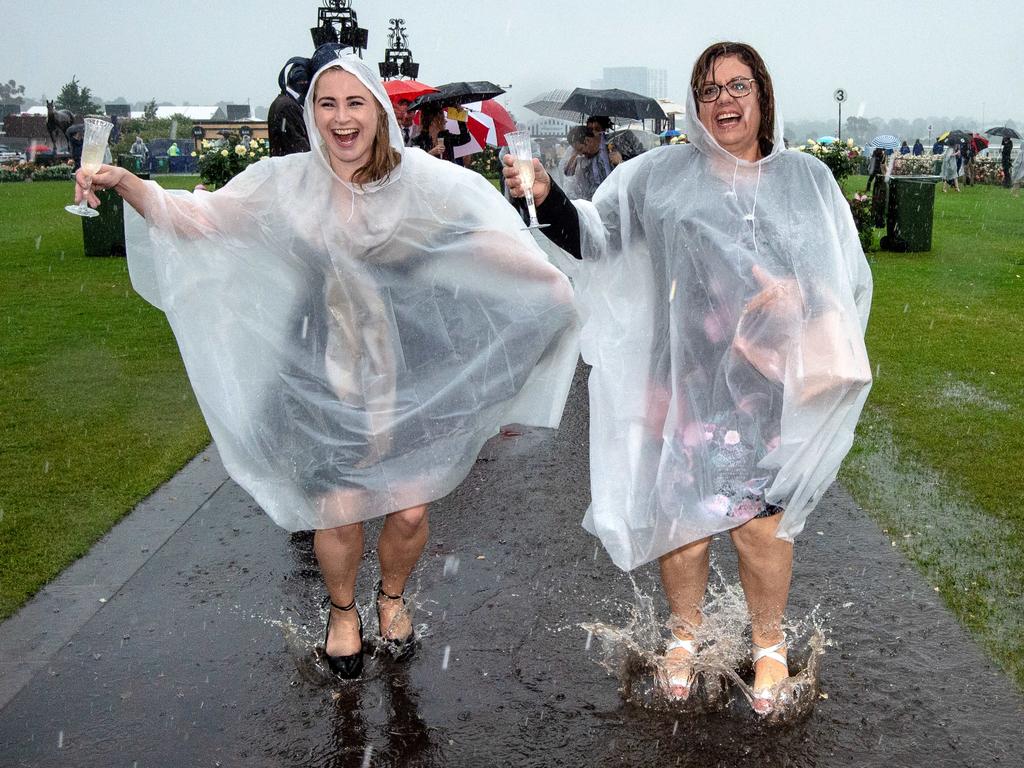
[696,78,757,103]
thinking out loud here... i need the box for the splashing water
[580,567,826,722]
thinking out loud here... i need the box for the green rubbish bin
[880,175,941,252]
[118,154,145,173]
[81,188,127,257]
[152,156,169,174]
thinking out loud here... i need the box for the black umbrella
[408,81,505,110]
[559,87,665,121]
[939,129,971,146]
[985,126,1021,139]
[523,89,579,122]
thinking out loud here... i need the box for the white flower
[220,149,229,157]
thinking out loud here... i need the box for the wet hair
[419,105,442,128]
[567,125,593,145]
[314,65,401,187]
[586,116,611,131]
[690,41,776,157]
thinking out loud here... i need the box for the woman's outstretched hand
[74,164,129,208]
[501,154,551,208]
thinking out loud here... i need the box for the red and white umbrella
[383,79,437,104]
[450,99,517,159]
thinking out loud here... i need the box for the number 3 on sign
[834,89,846,103]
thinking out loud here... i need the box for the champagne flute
[505,130,548,230]
[65,117,114,218]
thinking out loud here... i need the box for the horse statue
[46,100,74,151]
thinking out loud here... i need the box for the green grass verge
[0,176,209,619]
[839,175,1024,687]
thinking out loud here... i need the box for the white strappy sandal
[750,638,788,715]
[661,635,697,700]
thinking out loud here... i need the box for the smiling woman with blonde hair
[73,44,578,682]
[505,41,872,714]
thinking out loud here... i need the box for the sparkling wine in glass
[505,130,548,230]
[65,117,114,218]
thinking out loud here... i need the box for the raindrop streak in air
[34,235,42,251]
[361,745,373,768]
[301,315,309,340]
[444,555,460,576]
[57,730,64,749]
[441,644,451,671]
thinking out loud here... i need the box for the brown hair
[315,66,401,186]
[690,42,776,157]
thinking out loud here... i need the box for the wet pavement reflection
[0,365,1022,767]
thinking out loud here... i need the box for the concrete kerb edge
[0,444,229,711]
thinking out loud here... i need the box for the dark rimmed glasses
[696,78,757,103]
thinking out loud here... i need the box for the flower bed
[796,138,863,185]
[0,161,74,182]
[194,135,270,189]
[890,154,1006,185]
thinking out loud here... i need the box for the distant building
[529,117,576,138]
[591,67,668,99]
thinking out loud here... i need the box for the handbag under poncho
[124,53,579,530]
[552,88,873,571]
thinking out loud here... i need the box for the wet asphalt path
[1,363,1022,768]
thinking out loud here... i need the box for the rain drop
[441,644,451,670]
[301,315,309,340]
[444,554,460,576]
[584,630,592,651]
[361,745,373,768]
[34,235,42,251]
[57,730,64,749]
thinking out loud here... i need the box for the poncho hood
[681,77,786,166]
[304,51,405,193]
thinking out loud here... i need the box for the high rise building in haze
[591,67,668,99]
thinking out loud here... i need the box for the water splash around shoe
[581,568,826,723]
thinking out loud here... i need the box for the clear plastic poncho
[554,87,873,571]
[124,53,579,530]
[1011,146,1024,185]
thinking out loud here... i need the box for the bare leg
[729,514,794,695]
[314,521,365,656]
[376,504,429,640]
[657,536,711,695]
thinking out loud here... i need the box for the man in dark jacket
[268,57,311,157]
[1002,137,1014,188]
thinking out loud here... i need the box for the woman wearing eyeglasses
[73,47,579,681]
[504,41,871,714]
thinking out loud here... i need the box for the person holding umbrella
[941,142,961,192]
[504,40,871,715]
[412,103,472,162]
[1001,136,1014,188]
[71,45,579,681]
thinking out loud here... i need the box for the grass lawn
[0,176,209,620]
[839,175,1024,686]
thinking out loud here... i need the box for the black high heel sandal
[375,580,416,662]
[323,598,364,679]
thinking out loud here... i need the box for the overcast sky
[4,0,1021,127]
